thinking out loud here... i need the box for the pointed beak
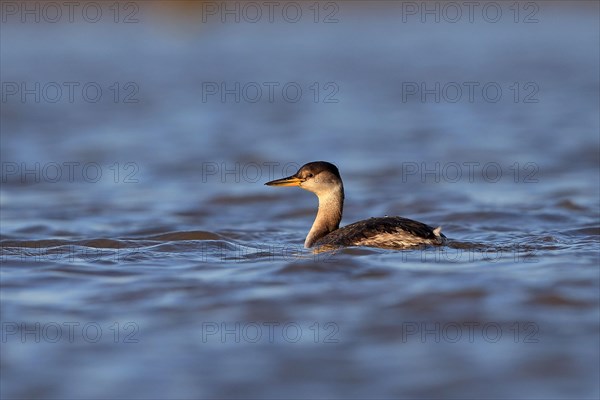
[265,175,304,187]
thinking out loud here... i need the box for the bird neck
[305,185,344,248]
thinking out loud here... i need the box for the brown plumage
[265,161,446,250]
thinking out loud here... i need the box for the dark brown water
[1,2,599,399]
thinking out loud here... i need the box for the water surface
[1,2,599,399]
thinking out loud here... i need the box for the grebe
[265,161,446,250]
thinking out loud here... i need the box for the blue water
[1,2,599,399]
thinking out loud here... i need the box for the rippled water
[1,2,599,399]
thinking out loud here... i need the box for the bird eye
[306,173,313,178]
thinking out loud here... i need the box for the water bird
[265,161,446,250]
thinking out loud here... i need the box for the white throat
[304,184,344,248]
